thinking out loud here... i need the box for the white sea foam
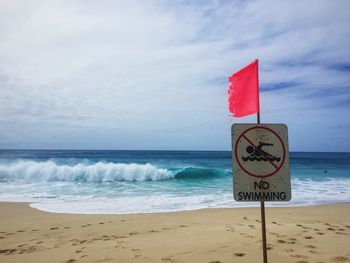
[29,178,350,214]
[1,177,348,214]
[0,160,174,182]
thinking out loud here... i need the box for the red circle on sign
[234,126,286,178]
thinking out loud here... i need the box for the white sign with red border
[232,124,291,202]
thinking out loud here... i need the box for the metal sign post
[257,112,268,263]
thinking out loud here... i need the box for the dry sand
[0,202,349,263]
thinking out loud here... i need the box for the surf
[0,160,174,182]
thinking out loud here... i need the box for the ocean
[0,150,349,214]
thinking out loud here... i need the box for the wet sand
[0,202,349,263]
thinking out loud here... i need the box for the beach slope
[0,203,349,263]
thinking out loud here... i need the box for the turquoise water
[0,150,349,214]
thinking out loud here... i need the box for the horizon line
[1,149,349,154]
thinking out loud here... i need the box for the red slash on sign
[234,126,286,178]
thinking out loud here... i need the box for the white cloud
[0,0,349,151]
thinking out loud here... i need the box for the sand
[0,203,349,263]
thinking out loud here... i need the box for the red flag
[228,60,260,117]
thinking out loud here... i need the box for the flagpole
[258,112,268,263]
[256,60,268,263]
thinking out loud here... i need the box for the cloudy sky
[0,0,349,151]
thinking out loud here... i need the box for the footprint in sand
[272,221,282,226]
[225,226,235,232]
[17,230,25,232]
[331,256,350,262]
[161,257,174,262]
[291,254,308,259]
[66,259,77,263]
[50,227,59,230]
[17,244,27,247]
[0,249,18,255]
[234,252,246,257]
[267,244,273,250]
[304,236,314,239]
[209,261,222,263]
[305,245,317,249]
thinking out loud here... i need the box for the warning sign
[232,124,291,202]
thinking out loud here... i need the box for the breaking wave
[0,160,231,183]
[0,160,174,182]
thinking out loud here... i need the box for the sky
[0,0,349,152]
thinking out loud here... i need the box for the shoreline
[1,202,350,263]
[29,200,350,215]
[2,198,350,215]
[30,201,350,215]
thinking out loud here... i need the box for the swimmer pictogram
[234,125,286,178]
[242,142,281,162]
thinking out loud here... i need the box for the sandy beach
[0,203,349,263]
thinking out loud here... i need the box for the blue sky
[0,0,349,152]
